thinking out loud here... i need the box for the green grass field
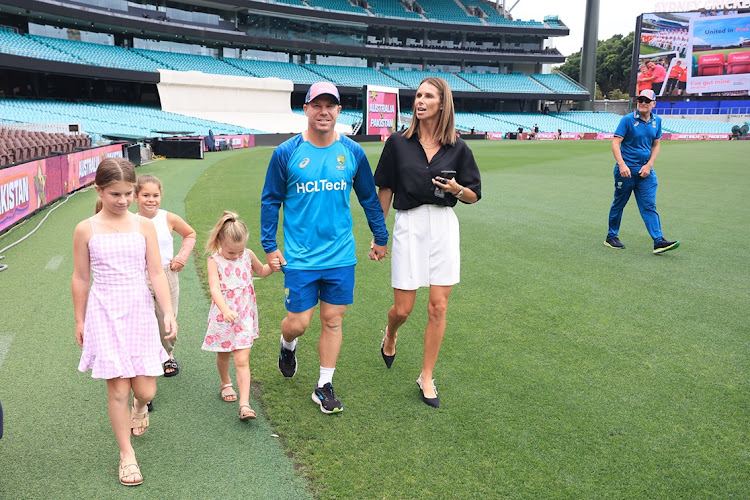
[639,44,669,56]
[693,48,743,59]
[1,141,748,498]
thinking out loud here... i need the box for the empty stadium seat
[697,53,725,76]
[726,52,750,75]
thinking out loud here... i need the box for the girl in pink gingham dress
[201,211,277,420]
[72,158,177,487]
[78,214,169,378]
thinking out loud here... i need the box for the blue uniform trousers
[607,166,662,241]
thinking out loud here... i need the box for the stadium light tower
[579,0,600,110]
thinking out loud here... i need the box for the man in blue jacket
[261,82,389,414]
[605,89,679,254]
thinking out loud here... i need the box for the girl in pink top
[72,158,177,487]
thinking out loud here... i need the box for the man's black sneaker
[653,238,680,254]
[312,383,343,414]
[604,237,625,249]
[278,341,297,377]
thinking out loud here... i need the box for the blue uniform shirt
[261,134,388,270]
[614,111,662,168]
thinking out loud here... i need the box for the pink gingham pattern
[78,215,168,379]
[201,250,259,352]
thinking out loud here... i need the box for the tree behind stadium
[557,33,634,99]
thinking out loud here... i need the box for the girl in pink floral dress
[201,211,277,420]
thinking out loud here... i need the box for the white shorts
[391,204,460,290]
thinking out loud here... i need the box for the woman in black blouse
[373,77,482,408]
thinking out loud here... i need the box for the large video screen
[633,9,750,98]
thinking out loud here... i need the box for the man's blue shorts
[282,265,355,313]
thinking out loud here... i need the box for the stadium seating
[223,59,321,84]
[28,35,162,71]
[457,72,550,93]
[381,69,479,91]
[697,53,726,76]
[418,0,483,24]
[726,52,750,75]
[0,99,263,148]
[660,118,744,134]
[0,127,91,165]
[531,74,589,95]
[0,31,579,98]
[0,28,83,64]
[132,49,249,76]
[454,112,516,132]
[305,0,367,15]
[367,0,423,20]
[302,64,402,88]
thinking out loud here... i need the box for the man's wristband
[455,187,465,199]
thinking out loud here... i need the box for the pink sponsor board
[597,133,615,140]
[486,132,505,140]
[663,133,730,141]
[559,133,583,140]
[365,87,399,135]
[1,144,124,233]
[703,134,731,140]
[68,144,125,192]
[536,132,557,140]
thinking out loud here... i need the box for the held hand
[618,164,632,178]
[639,164,652,178]
[169,260,185,272]
[270,258,281,272]
[266,250,286,272]
[75,323,84,347]
[369,243,388,262]
[163,315,178,340]
[223,310,239,324]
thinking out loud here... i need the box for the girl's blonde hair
[403,77,456,147]
[205,211,249,254]
[135,174,162,194]
[94,157,136,213]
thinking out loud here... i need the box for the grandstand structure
[0,1,747,159]
[0,1,587,133]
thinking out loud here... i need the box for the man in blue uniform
[261,82,389,414]
[605,89,679,254]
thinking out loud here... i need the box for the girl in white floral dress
[201,211,277,420]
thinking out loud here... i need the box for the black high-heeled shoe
[380,328,396,369]
[417,375,439,408]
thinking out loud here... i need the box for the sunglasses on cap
[637,97,653,103]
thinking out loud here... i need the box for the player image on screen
[633,9,750,98]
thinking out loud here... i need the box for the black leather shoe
[380,328,395,369]
[417,376,439,408]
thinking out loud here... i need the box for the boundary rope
[0,187,91,272]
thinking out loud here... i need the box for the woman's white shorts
[391,204,460,290]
